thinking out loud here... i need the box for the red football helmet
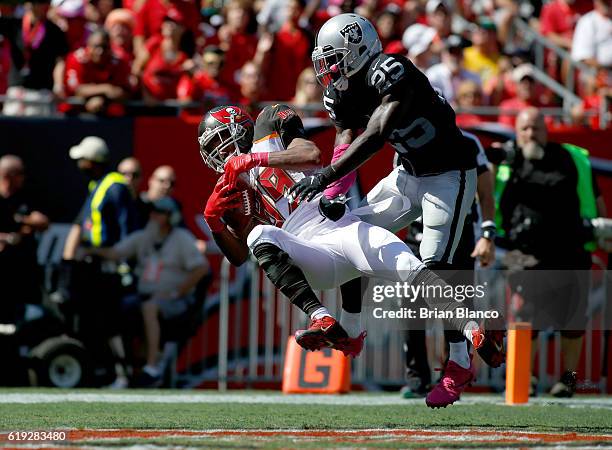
[197,105,255,173]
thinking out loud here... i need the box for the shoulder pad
[366,53,408,96]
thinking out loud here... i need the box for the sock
[463,321,479,343]
[340,310,361,338]
[448,341,470,369]
[310,307,331,320]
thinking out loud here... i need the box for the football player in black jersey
[288,13,505,408]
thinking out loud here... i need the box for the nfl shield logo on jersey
[339,22,363,44]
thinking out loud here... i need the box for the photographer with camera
[492,107,609,397]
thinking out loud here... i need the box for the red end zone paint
[3,429,611,446]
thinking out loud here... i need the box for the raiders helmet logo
[339,22,363,44]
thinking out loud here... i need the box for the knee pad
[246,224,280,250]
[252,243,292,286]
[251,243,313,305]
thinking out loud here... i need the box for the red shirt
[264,25,311,101]
[64,47,131,96]
[134,0,199,39]
[456,113,487,128]
[141,36,187,100]
[111,42,134,65]
[177,71,230,104]
[0,38,10,94]
[208,31,257,92]
[540,0,581,39]
[384,40,404,54]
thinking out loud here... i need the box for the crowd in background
[0,0,610,126]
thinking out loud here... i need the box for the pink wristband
[252,152,269,166]
[324,144,356,198]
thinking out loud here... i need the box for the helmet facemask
[198,121,248,173]
[312,45,351,91]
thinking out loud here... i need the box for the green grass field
[1,389,612,448]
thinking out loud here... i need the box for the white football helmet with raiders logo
[312,13,382,91]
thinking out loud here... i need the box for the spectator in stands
[483,50,531,106]
[540,0,582,51]
[62,29,131,115]
[0,155,49,322]
[402,23,436,71]
[237,60,264,115]
[376,4,403,52]
[145,165,176,202]
[86,196,208,387]
[214,0,258,92]
[425,0,452,57]
[85,0,117,27]
[571,0,612,69]
[117,157,143,198]
[61,136,136,388]
[571,68,612,128]
[498,64,542,128]
[104,9,136,64]
[257,0,294,33]
[134,165,177,228]
[455,79,487,127]
[463,17,501,85]
[0,0,68,115]
[496,107,606,397]
[292,68,325,119]
[0,36,9,95]
[426,34,480,105]
[133,0,199,56]
[136,8,190,102]
[255,0,311,101]
[50,0,88,51]
[177,46,230,105]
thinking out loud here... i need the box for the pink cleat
[426,356,475,409]
[333,331,367,357]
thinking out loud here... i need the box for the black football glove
[288,166,336,203]
[319,194,347,221]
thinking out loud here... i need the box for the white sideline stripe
[1,393,612,408]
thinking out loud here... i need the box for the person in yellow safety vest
[60,136,137,388]
[493,107,609,398]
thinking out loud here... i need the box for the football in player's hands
[221,177,271,239]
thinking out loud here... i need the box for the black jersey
[323,53,477,176]
[254,104,307,147]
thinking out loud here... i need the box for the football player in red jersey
[199,104,491,362]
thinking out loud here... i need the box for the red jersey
[64,47,131,95]
[264,25,312,101]
[142,36,188,100]
[177,71,230,104]
[208,32,257,91]
[134,0,199,39]
[540,0,581,39]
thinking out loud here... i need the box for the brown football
[222,177,270,240]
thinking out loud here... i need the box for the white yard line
[1,392,612,409]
